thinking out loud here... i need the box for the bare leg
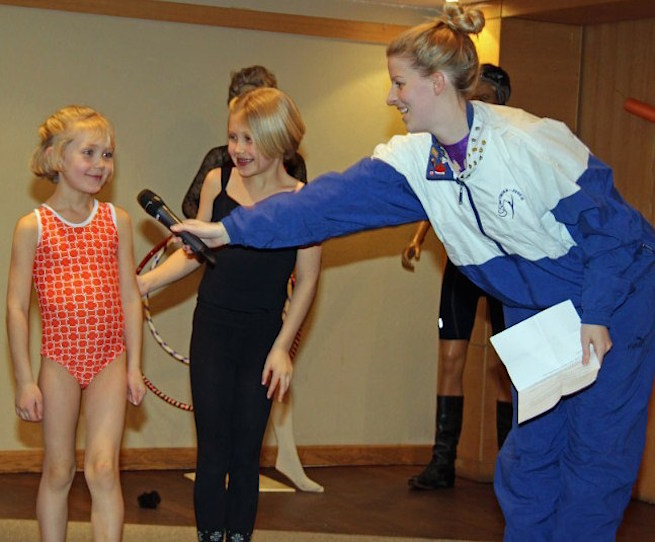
[37,358,81,542]
[437,339,468,396]
[272,393,323,492]
[83,354,128,542]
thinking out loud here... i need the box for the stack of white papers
[490,300,601,423]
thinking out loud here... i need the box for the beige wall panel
[0,5,443,455]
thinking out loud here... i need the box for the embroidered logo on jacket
[497,188,525,218]
[426,143,455,180]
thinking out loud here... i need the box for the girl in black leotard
[138,88,321,542]
[181,65,322,494]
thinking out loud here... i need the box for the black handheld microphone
[137,189,216,267]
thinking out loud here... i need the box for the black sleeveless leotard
[197,164,297,312]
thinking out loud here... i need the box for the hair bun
[439,4,485,35]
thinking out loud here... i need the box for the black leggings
[190,303,280,534]
[439,259,505,340]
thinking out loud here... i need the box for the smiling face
[386,55,440,133]
[227,110,275,177]
[57,129,114,193]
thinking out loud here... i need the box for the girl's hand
[127,368,147,406]
[262,347,293,402]
[15,382,43,422]
[401,239,422,270]
[136,274,149,297]
[170,219,230,248]
[581,323,612,365]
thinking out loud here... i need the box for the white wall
[0,4,444,452]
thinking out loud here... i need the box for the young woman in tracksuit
[401,62,514,491]
[172,5,655,541]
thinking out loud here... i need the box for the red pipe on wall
[624,98,655,123]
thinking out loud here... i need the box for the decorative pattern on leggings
[197,530,224,541]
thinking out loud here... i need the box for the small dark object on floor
[138,490,161,509]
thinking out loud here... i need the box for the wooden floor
[0,466,653,541]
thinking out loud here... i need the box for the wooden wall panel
[578,18,655,221]
[578,17,655,503]
[499,18,583,131]
[493,16,655,504]
[638,397,655,503]
[501,0,655,25]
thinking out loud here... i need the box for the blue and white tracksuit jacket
[223,102,655,541]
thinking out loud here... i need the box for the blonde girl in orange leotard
[7,105,145,542]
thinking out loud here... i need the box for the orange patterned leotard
[33,201,125,388]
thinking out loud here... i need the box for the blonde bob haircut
[386,5,485,100]
[31,105,114,182]
[228,87,305,160]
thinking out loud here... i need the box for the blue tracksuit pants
[494,270,655,541]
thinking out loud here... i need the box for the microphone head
[137,189,164,216]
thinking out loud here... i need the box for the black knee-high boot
[409,395,463,490]
[496,400,513,449]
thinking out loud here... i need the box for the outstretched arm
[137,242,204,295]
[172,158,428,249]
[170,218,231,249]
